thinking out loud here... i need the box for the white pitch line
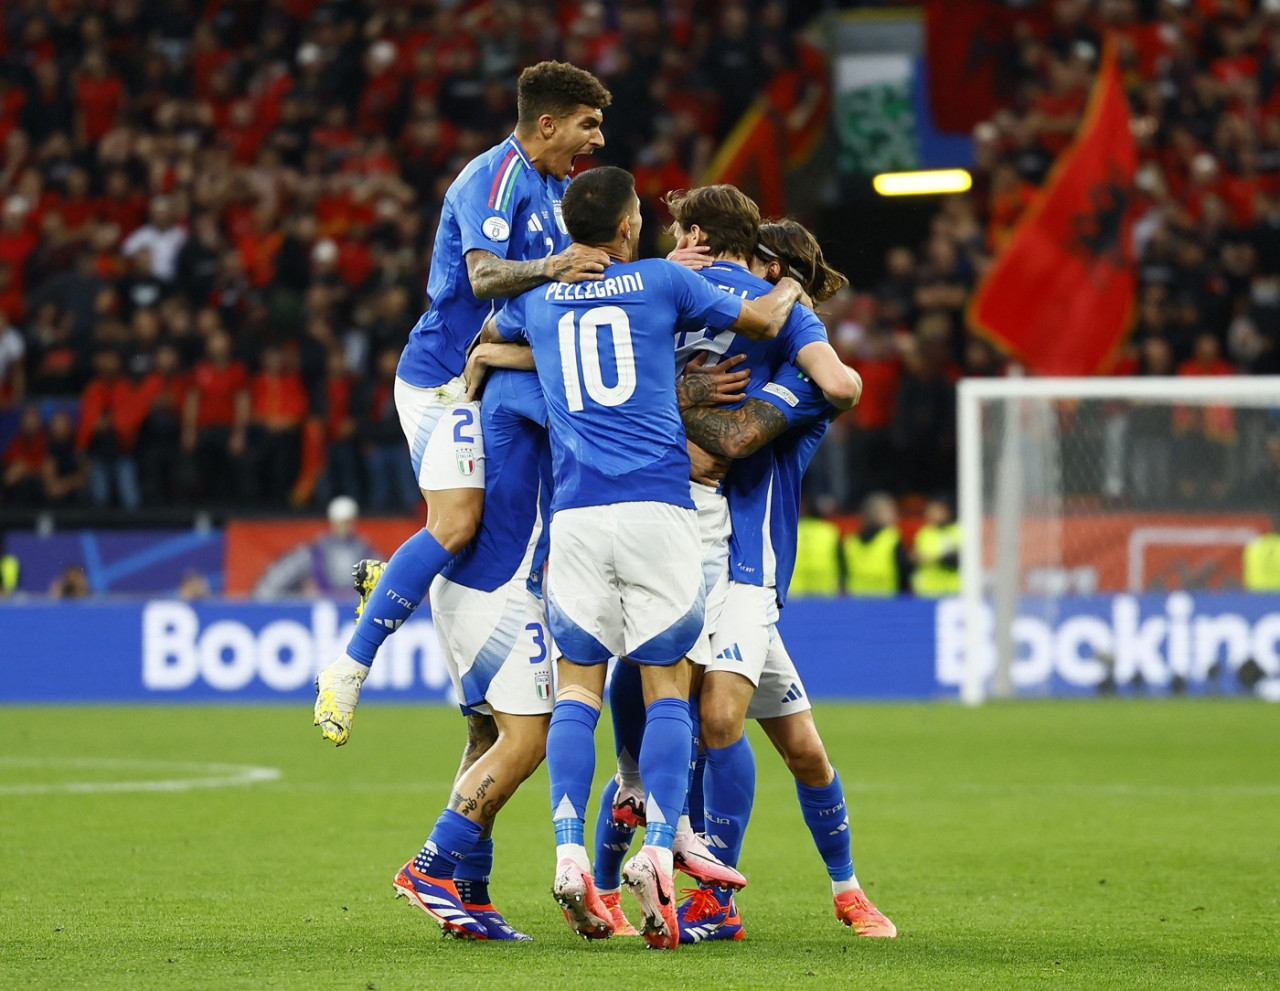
[0,757,282,795]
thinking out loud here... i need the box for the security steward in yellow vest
[0,552,18,596]
[1243,520,1280,591]
[912,494,961,597]
[790,509,842,597]
[843,491,911,596]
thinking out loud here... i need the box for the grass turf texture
[3,700,1277,990]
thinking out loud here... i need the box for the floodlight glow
[872,169,973,196]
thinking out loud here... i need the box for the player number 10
[557,305,637,412]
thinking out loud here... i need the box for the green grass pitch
[3,699,1278,990]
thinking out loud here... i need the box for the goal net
[956,376,1280,704]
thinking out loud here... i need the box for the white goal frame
[957,375,1280,706]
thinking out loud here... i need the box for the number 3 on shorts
[526,622,547,663]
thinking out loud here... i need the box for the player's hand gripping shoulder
[732,275,804,341]
[465,243,608,301]
[677,353,749,411]
[543,242,610,283]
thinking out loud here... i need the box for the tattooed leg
[447,711,551,827]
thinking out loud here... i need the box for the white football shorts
[688,482,731,668]
[706,581,812,720]
[395,374,486,491]
[547,502,704,666]
[429,572,555,717]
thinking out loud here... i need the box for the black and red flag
[968,41,1138,377]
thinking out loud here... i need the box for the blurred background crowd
[0,0,1278,526]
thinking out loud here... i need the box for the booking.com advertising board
[2,592,1279,704]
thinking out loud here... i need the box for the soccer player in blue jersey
[314,61,612,746]
[389,348,556,941]
[588,185,860,930]
[494,166,806,949]
[677,220,896,941]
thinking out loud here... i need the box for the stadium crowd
[1,0,1279,521]
[0,0,812,512]
[806,0,1280,514]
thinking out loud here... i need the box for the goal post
[957,375,1280,705]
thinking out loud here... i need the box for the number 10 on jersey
[557,305,636,411]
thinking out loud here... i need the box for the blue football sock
[637,697,692,852]
[453,836,492,905]
[413,809,483,880]
[592,775,635,890]
[684,695,705,830]
[609,661,646,778]
[346,528,453,666]
[702,733,755,868]
[547,699,600,847]
[797,771,854,882]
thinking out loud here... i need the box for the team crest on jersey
[456,447,476,476]
[534,670,551,700]
[482,216,510,242]
[552,200,567,234]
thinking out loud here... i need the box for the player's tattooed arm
[682,398,789,459]
[676,353,749,411]
[466,243,609,300]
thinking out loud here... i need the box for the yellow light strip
[872,169,973,196]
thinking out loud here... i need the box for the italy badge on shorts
[535,670,551,700]
[457,447,476,476]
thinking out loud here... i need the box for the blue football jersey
[439,368,551,595]
[673,261,828,391]
[726,361,835,606]
[497,258,745,512]
[398,135,572,388]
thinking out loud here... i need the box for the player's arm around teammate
[314,61,612,747]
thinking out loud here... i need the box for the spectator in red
[77,349,141,510]
[2,403,46,505]
[846,325,903,505]
[358,40,406,138]
[237,202,283,289]
[244,343,309,505]
[316,347,360,505]
[96,169,147,244]
[135,342,190,505]
[183,330,249,504]
[74,49,127,146]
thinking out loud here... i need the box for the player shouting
[314,61,611,746]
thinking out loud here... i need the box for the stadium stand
[1,1,1277,568]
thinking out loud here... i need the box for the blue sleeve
[455,167,525,259]
[750,361,833,428]
[495,294,528,343]
[778,307,830,366]
[662,261,745,335]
